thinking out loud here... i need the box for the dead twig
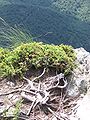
[23,76,35,89]
[0,114,29,120]
[27,99,37,116]
[47,107,64,120]
[47,78,67,91]
[32,68,46,81]
[0,89,36,96]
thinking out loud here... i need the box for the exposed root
[0,72,79,120]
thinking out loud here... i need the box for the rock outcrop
[67,48,90,97]
[67,48,90,120]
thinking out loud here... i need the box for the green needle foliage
[0,42,76,79]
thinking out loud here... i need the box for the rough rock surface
[67,48,90,97]
[68,48,90,120]
[76,88,90,120]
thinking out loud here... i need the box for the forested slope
[52,0,90,22]
[0,0,90,51]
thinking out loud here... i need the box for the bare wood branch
[47,107,62,120]
[12,82,24,89]
[21,91,36,102]
[47,79,67,91]
[27,99,36,116]
[48,107,69,120]
[32,68,46,81]
[23,76,35,89]
[0,114,29,120]
[0,89,36,96]
[40,90,49,105]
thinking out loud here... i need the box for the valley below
[0,0,90,51]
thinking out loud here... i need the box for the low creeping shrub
[0,42,76,79]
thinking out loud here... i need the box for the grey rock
[76,89,90,120]
[74,48,90,63]
[67,48,90,97]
